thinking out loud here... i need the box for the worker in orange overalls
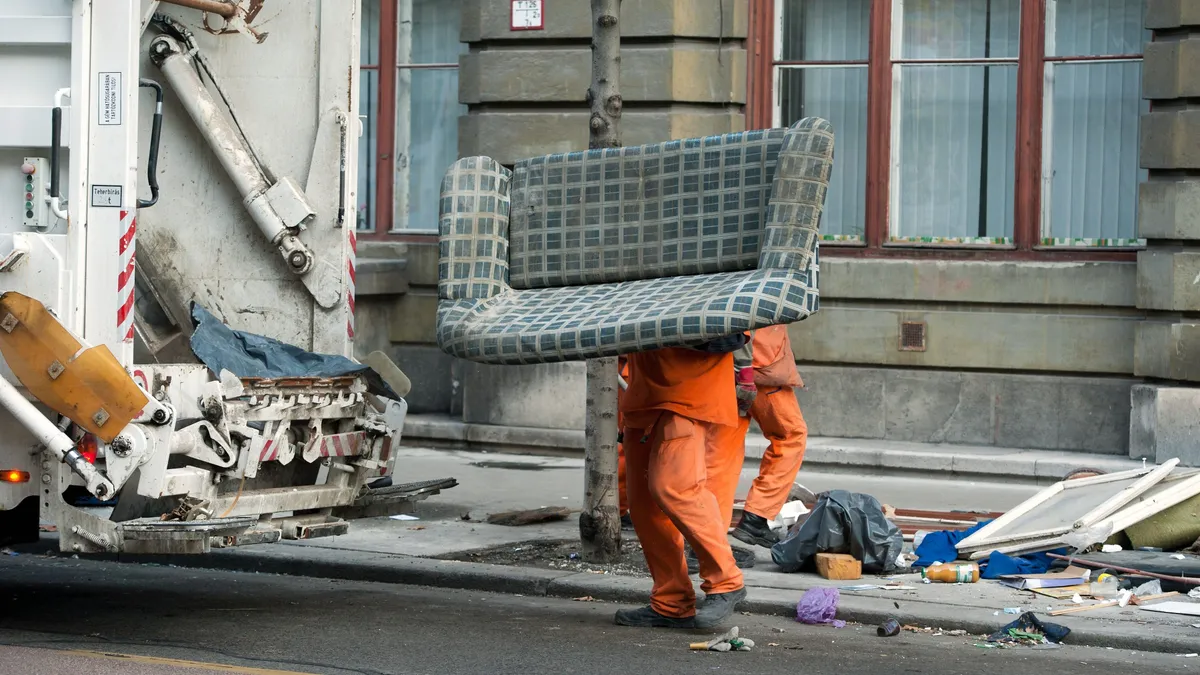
[624,353,753,566]
[705,325,808,550]
[616,356,630,524]
[615,337,748,629]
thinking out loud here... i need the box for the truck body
[0,0,443,554]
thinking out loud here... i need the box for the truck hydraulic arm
[0,376,115,499]
[148,34,339,309]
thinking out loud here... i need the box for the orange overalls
[621,348,744,619]
[617,356,629,516]
[707,325,809,526]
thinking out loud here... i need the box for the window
[892,0,1019,244]
[1043,0,1149,246]
[775,0,870,240]
[359,0,466,235]
[768,0,1147,253]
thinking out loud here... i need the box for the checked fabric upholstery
[436,117,834,365]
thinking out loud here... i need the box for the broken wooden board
[956,462,1178,555]
[486,506,572,527]
[1030,584,1093,600]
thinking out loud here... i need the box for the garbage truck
[0,0,450,554]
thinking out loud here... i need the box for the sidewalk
[72,446,1200,655]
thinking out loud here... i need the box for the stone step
[402,414,1146,485]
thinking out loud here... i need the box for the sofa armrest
[437,156,513,301]
[760,117,834,272]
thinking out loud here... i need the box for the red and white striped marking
[117,210,136,342]
[378,436,393,476]
[259,438,281,462]
[313,431,365,458]
[347,229,356,339]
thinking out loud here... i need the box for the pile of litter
[760,464,1200,647]
[982,612,1070,648]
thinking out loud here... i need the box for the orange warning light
[0,470,30,483]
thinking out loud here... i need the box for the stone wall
[1128,0,1200,466]
[359,0,1162,460]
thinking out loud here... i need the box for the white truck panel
[0,1,433,553]
[136,3,357,354]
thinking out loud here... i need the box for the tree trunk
[580,0,622,564]
[581,357,620,562]
[586,0,622,151]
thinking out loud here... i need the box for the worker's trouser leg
[618,442,629,516]
[743,387,808,520]
[705,416,752,529]
[626,413,744,618]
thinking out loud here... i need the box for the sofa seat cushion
[436,263,818,365]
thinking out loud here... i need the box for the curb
[97,544,1198,656]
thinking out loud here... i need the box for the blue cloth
[912,520,1064,578]
[912,521,987,568]
[978,550,1057,579]
[188,303,399,399]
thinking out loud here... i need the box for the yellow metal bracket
[0,292,148,443]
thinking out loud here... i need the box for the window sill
[822,246,1136,262]
[887,237,1013,248]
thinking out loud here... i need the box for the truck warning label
[91,185,122,208]
[98,72,122,125]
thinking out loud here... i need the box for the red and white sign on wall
[510,0,544,31]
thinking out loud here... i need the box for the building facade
[352,0,1200,467]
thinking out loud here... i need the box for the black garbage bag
[770,490,904,574]
[188,303,399,399]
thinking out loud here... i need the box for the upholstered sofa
[435,117,834,365]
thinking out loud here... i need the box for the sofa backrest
[506,127,789,290]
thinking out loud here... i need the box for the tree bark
[580,0,622,564]
[587,0,622,151]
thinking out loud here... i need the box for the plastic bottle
[1089,574,1119,598]
[921,562,980,583]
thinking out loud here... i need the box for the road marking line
[63,650,317,675]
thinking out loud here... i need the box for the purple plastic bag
[796,588,845,628]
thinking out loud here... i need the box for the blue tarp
[912,520,1066,579]
[188,303,398,399]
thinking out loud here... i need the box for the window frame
[749,0,1144,262]
[359,0,461,240]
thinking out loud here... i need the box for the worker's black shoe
[620,513,635,531]
[686,546,756,574]
[731,512,779,549]
[694,587,748,629]
[614,605,696,629]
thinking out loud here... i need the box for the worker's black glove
[735,366,757,417]
[689,333,749,354]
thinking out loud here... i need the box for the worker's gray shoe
[731,512,779,549]
[694,587,748,629]
[614,606,696,629]
[686,546,756,574]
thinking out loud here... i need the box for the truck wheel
[0,496,39,546]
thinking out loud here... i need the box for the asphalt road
[0,555,1195,675]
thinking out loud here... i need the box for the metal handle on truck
[48,105,67,221]
[46,88,70,221]
[138,79,165,209]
